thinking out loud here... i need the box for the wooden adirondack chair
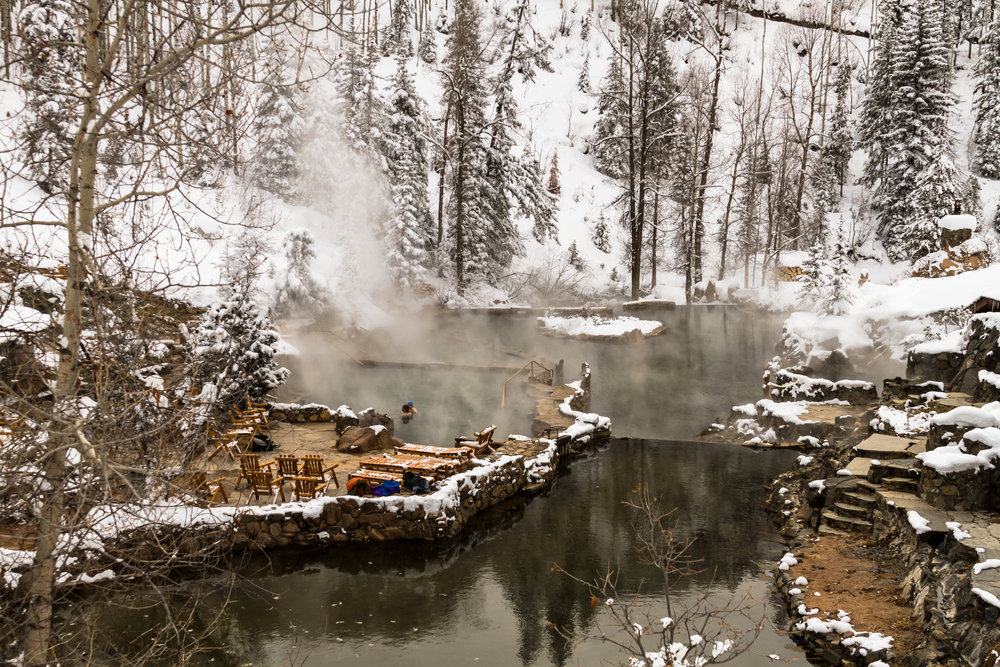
[289,476,327,501]
[189,472,229,504]
[247,470,286,504]
[299,455,339,488]
[274,455,300,481]
[236,453,275,489]
[207,422,255,460]
[455,425,497,456]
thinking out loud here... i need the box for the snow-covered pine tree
[252,69,305,201]
[973,19,1000,178]
[858,0,903,197]
[581,9,592,41]
[419,22,438,63]
[827,62,853,193]
[820,226,856,316]
[592,213,612,253]
[548,150,561,195]
[273,228,330,317]
[868,0,960,261]
[189,298,290,405]
[17,0,78,194]
[384,51,433,285]
[568,241,585,271]
[592,53,629,178]
[578,51,592,94]
[441,0,493,289]
[385,147,430,289]
[384,0,414,56]
[796,241,830,313]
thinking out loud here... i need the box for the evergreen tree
[973,19,1000,178]
[419,22,438,63]
[592,213,612,254]
[252,70,304,201]
[385,51,433,284]
[548,150,561,195]
[820,226,856,317]
[274,228,329,316]
[578,51,592,94]
[592,54,628,178]
[189,298,290,404]
[861,0,961,261]
[568,241,585,271]
[17,0,78,194]
[827,62,853,193]
[581,9,592,41]
[858,0,903,196]
[441,0,493,288]
[384,0,414,56]
[796,241,829,313]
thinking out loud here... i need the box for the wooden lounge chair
[289,476,327,501]
[299,455,339,488]
[360,454,459,481]
[189,472,229,504]
[396,444,472,469]
[247,470,286,504]
[454,424,497,456]
[236,453,275,489]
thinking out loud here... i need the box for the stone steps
[818,523,850,538]
[841,490,877,509]
[883,476,920,492]
[821,509,874,532]
[833,501,871,519]
[853,434,927,460]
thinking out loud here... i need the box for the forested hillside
[2,0,998,320]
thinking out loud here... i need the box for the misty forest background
[6,0,1000,324]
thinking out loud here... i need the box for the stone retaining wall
[232,455,533,549]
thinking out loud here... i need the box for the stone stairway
[817,433,1000,608]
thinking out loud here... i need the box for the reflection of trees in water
[489,441,794,666]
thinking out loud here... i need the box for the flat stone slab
[844,458,872,476]
[877,489,952,532]
[855,434,926,458]
[800,404,868,424]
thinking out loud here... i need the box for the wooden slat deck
[396,444,472,463]
[348,469,404,485]
[360,454,461,480]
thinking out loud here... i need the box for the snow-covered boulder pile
[950,314,1000,400]
[768,368,877,404]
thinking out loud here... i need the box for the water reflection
[182,440,801,667]
[76,308,811,666]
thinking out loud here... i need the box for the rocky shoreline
[704,313,1000,667]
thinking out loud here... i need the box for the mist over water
[90,307,818,666]
[283,305,784,441]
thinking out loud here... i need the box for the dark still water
[209,440,803,666]
[88,308,808,666]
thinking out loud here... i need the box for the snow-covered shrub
[273,228,329,317]
[188,298,289,405]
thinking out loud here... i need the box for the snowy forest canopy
[2,0,1000,311]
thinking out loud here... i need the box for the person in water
[401,401,420,423]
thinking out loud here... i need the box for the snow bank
[537,314,661,336]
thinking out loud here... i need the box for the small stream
[83,307,818,666]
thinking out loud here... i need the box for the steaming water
[89,307,820,665]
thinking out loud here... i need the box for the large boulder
[357,407,394,436]
[333,405,359,434]
[337,425,392,453]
